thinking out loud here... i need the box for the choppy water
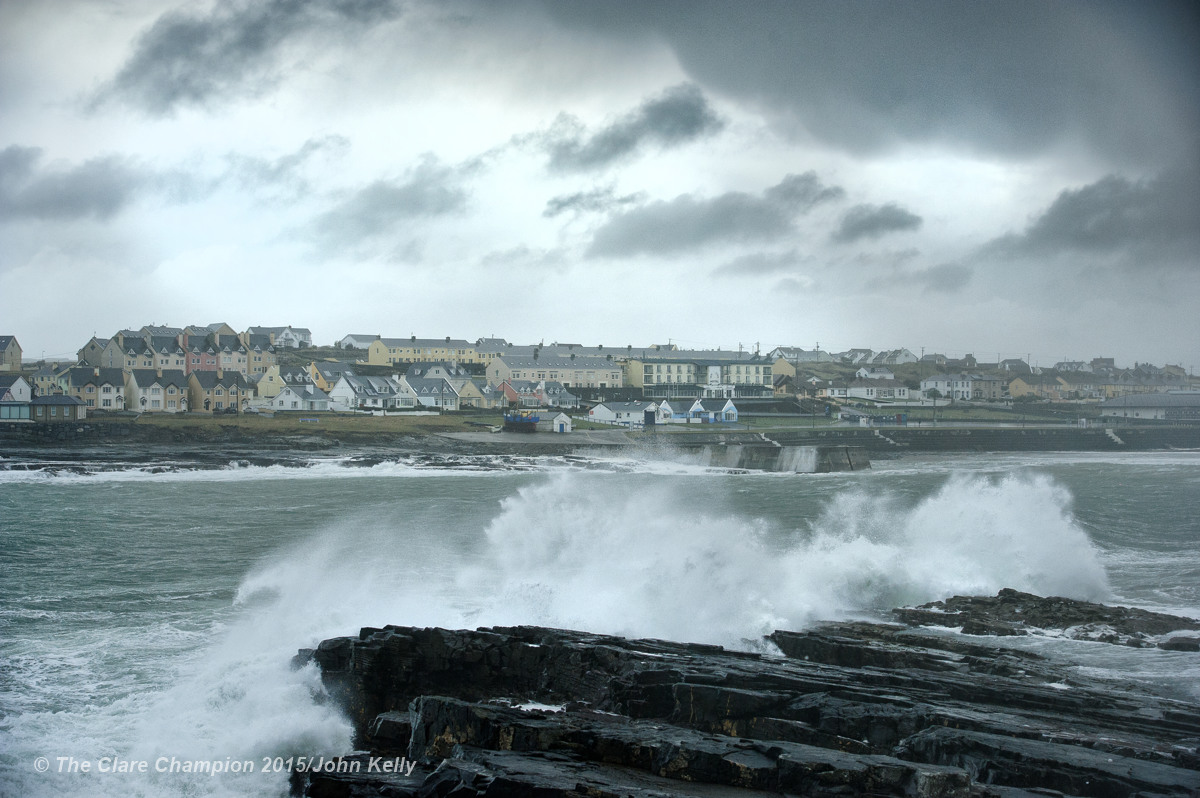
[1,450,1198,797]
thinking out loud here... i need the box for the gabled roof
[0,335,18,349]
[128,369,189,388]
[406,376,459,396]
[66,367,125,387]
[696,398,735,411]
[191,371,249,390]
[0,374,30,390]
[32,394,84,406]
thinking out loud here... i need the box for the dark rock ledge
[292,591,1200,797]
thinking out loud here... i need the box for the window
[152,387,161,395]
[103,385,112,393]
[86,386,95,393]
[167,386,176,395]
[102,399,112,408]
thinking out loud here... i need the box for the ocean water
[1,450,1198,797]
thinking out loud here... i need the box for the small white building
[589,401,660,428]
[855,366,895,381]
[271,384,330,412]
[536,412,573,433]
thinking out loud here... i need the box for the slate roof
[129,369,189,388]
[0,335,17,349]
[66,367,126,387]
[32,394,84,406]
[191,371,249,390]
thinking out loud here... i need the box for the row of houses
[588,398,739,429]
[0,368,250,418]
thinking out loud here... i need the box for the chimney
[156,367,162,378]
[217,368,224,379]
[93,367,99,377]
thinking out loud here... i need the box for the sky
[1,0,1197,368]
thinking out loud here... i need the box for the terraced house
[188,371,248,412]
[487,355,623,390]
[367,336,476,366]
[125,369,189,412]
[64,367,126,410]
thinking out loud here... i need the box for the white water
[3,457,1193,798]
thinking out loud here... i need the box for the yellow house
[367,337,476,366]
[188,371,249,413]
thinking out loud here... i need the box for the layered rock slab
[293,593,1200,797]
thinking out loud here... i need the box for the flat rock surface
[293,591,1200,797]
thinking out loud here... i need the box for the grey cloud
[711,250,807,277]
[543,84,724,172]
[226,135,350,195]
[0,145,205,221]
[863,262,973,295]
[97,0,401,114]
[310,157,467,246]
[833,203,922,243]
[536,1,1200,168]
[587,171,841,258]
[990,167,1200,263]
[543,186,644,218]
[480,245,568,271]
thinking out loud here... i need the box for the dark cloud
[861,262,973,295]
[833,203,922,243]
[0,145,204,221]
[542,84,724,172]
[587,171,842,257]
[542,186,643,218]
[535,1,1200,167]
[711,250,807,277]
[310,157,467,247]
[97,0,402,114]
[990,167,1200,264]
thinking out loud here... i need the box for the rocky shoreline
[292,590,1200,797]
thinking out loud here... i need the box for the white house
[329,375,416,411]
[855,366,895,381]
[589,401,660,428]
[846,379,911,402]
[535,412,573,433]
[271,384,330,412]
[338,334,378,350]
[403,376,460,410]
[688,398,738,423]
[0,375,33,403]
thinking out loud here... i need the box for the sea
[1,449,1198,797]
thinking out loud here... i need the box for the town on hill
[1,327,1198,430]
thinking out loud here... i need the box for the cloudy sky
[2,1,1197,368]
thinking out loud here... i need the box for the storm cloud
[96,0,402,113]
[536,1,1200,167]
[542,84,724,172]
[0,145,203,221]
[990,166,1200,263]
[587,172,842,257]
[309,157,467,247]
[711,250,806,277]
[833,203,923,243]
